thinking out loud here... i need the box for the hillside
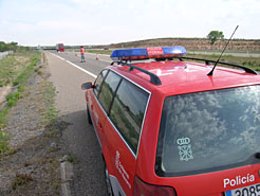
[107,38,260,53]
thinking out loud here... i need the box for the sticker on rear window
[177,137,193,161]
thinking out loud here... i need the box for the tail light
[133,176,177,196]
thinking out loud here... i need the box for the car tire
[104,164,114,196]
[87,105,93,125]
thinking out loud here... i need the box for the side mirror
[81,82,93,90]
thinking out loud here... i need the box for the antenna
[207,25,239,76]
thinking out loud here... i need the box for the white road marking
[52,53,65,61]
[49,52,97,78]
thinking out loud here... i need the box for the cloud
[0,0,259,45]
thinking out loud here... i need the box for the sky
[0,0,259,46]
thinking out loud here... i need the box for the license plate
[225,183,260,196]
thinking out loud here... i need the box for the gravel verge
[0,54,66,195]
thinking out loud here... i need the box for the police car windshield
[157,85,260,176]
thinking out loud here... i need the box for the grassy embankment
[0,51,40,154]
[87,49,260,71]
[187,53,260,71]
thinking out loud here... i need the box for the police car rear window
[156,85,260,176]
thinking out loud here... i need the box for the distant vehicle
[82,46,260,196]
[56,43,64,52]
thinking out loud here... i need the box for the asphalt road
[56,51,110,75]
[46,51,110,196]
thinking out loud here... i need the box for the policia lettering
[224,174,255,188]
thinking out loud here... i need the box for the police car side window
[94,69,108,96]
[98,71,121,113]
[110,79,149,153]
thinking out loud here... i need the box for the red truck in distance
[56,43,64,52]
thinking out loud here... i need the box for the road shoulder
[0,53,64,195]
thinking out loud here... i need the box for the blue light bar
[162,46,187,55]
[111,48,147,61]
[111,46,186,61]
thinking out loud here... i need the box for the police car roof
[110,47,259,95]
[111,60,260,96]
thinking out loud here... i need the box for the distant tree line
[0,41,31,52]
[0,41,18,52]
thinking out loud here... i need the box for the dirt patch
[0,86,12,105]
[0,55,66,195]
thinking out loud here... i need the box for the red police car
[81,46,260,196]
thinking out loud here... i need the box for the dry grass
[12,173,33,190]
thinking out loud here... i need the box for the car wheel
[87,105,93,125]
[104,164,114,196]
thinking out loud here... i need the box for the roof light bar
[111,46,187,61]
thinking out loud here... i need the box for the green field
[187,53,260,71]
[87,49,260,71]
